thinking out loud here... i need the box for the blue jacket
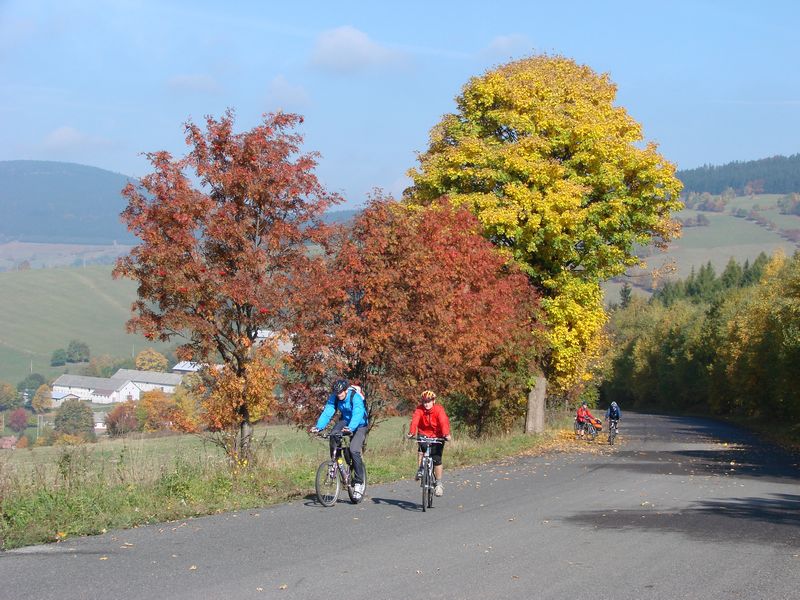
[315,387,368,431]
[606,406,621,420]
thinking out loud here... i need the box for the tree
[50,348,67,367]
[54,398,95,441]
[135,348,169,372]
[66,340,90,363]
[286,198,542,434]
[17,373,45,396]
[406,55,683,394]
[620,283,633,309]
[138,389,176,431]
[105,401,140,436]
[31,384,52,414]
[8,408,30,433]
[114,110,339,463]
[0,381,21,411]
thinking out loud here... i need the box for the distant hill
[0,160,359,245]
[0,161,137,244]
[677,154,800,195]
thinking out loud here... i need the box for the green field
[604,194,800,304]
[0,265,173,385]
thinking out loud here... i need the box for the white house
[52,375,140,404]
[110,369,184,394]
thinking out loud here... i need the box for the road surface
[2,412,798,599]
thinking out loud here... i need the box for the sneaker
[415,468,423,481]
[353,483,365,498]
[434,482,444,497]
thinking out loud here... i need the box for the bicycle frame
[313,431,366,506]
[416,435,444,511]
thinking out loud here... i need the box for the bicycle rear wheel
[587,424,597,441]
[347,463,367,504]
[315,460,340,507]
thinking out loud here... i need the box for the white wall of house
[52,385,94,401]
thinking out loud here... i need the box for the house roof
[111,369,183,386]
[172,361,202,372]
[52,390,80,400]
[53,374,130,390]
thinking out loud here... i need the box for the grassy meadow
[0,265,173,384]
[603,194,800,304]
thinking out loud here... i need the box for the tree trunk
[525,376,546,434]
[238,420,253,462]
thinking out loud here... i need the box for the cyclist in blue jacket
[605,401,621,428]
[310,379,368,499]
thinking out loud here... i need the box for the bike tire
[315,460,340,507]
[421,458,429,512]
[347,463,367,504]
[587,424,597,441]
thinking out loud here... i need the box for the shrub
[54,399,95,442]
[8,408,30,433]
[105,401,140,436]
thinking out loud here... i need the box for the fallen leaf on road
[256,588,263,592]
[189,565,197,570]
[99,556,108,561]
[279,584,288,590]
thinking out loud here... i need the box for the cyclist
[575,401,596,439]
[407,390,451,497]
[605,401,621,431]
[310,379,368,500]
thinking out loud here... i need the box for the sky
[1,0,799,208]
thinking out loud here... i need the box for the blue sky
[1,1,798,208]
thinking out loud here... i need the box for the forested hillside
[678,154,800,194]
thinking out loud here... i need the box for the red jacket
[576,406,594,423]
[409,403,451,438]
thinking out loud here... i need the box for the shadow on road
[563,493,800,547]
[370,497,421,512]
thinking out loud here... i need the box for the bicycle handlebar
[413,435,446,444]
[311,430,353,440]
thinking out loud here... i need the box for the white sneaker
[434,483,444,497]
[353,483,365,498]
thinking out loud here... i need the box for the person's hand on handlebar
[309,426,320,434]
[444,434,452,441]
[342,427,351,435]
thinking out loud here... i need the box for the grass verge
[0,417,579,550]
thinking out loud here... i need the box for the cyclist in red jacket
[575,401,595,438]
[408,390,451,497]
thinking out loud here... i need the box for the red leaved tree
[114,110,339,463]
[286,197,543,433]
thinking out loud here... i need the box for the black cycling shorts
[418,441,445,466]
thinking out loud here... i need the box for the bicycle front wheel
[315,460,340,507]
[421,459,430,512]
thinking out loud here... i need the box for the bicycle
[313,431,368,507]
[414,435,445,512]
[575,417,599,442]
[607,419,619,445]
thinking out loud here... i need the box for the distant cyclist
[575,401,596,439]
[310,379,368,500]
[407,390,451,497]
[605,401,621,430]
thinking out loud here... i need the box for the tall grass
[0,417,569,549]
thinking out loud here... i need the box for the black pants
[330,420,366,485]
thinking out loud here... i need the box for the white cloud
[484,34,533,58]
[266,75,310,110]
[310,26,406,74]
[165,74,221,94]
[42,126,111,152]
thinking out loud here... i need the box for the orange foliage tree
[114,111,339,462]
[286,197,543,433]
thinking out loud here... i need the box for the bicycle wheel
[347,462,367,504]
[315,460,340,507]
[587,424,597,441]
[609,426,616,445]
[427,470,434,509]
[421,458,429,512]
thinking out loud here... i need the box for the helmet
[610,401,618,408]
[421,390,437,402]
[332,379,349,395]
[581,401,588,407]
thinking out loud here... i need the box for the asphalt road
[2,412,799,600]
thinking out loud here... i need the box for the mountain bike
[607,419,619,445]
[313,431,367,506]
[415,435,445,512]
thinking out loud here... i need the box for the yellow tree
[135,348,169,372]
[406,55,682,393]
[31,384,52,414]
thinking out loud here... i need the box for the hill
[0,265,174,386]
[0,160,360,247]
[0,161,138,244]
[677,154,800,195]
